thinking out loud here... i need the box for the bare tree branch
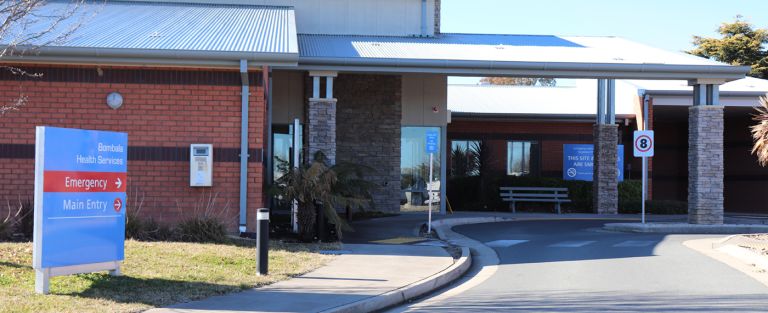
[0,0,91,117]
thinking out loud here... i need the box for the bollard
[257,208,269,276]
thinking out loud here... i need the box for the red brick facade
[0,65,266,231]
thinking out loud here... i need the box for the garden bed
[742,234,768,256]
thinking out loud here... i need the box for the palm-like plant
[751,96,768,166]
[273,151,376,241]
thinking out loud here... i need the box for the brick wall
[334,74,402,212]
[0,65,266,232]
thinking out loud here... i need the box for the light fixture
[106,92,123,110]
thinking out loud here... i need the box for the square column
[307,72,338,165]
[307,98,337,165]
[593,124,619,214]
[594,79,618,214]
[688,82,724,224]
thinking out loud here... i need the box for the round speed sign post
[633,130,654,224]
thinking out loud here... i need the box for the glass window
[272,124,302,182]
[401,127,441,212]
[507,141,532,176]
[450,140,481,177]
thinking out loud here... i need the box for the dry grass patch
[0,239,337,313]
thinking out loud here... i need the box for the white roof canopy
[297,33,749,80]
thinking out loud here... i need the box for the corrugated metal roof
[7,1,297,56]
[297,33,748,80]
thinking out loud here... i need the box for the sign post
[33,126,127,294]
[633,130,654,224]
[425,130,439,235]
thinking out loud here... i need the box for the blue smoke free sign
[33,126,127,293]
[563,144,624,182]
[425,130,439,154]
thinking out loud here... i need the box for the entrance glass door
[271,123,302,213]
[401,126,441,212]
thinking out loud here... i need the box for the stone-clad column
[593,124,619,214]
[688,105,724,224]
[307,98,337,165]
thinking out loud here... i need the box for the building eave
[290,58,750,80]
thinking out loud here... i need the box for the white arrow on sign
[115,178,122,189]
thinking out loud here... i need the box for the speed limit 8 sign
[633,130,654,157]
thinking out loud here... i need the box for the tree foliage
[689,16,768,79]
[273,151,377,241]
[0,0,86,116]
[751,96,768,166]
[479,77,556,86]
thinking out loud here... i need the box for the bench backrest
[499,187,569,200]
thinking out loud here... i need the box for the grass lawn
[0,239,337,313]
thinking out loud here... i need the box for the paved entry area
[148,244,453,313]
[396,219,768,312]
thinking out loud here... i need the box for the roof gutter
[451,112,635,121]
[2,46,299,68]
[641,89,768,97]
[294,57,751,80]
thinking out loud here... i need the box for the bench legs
[509,201,563,214]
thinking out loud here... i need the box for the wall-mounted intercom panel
[190,144,213,187]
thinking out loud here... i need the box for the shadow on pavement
[408,290,768,312]
[454,219,669,265]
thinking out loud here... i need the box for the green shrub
[175,216,229,243]
[124,189,173,241]
[446,176,482,210]
[618,180,642,202]
[448,174,651,214]
[619,200,688,215]
[126,214,174,241]
[173,191,232,243]
[1,196,33,241]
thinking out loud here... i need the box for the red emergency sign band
[43,171,127,192]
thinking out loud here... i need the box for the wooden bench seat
[499,187,571,214]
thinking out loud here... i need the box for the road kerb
[321,246,471,313]
[605,222,768,234]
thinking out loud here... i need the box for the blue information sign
[563,144,624,182]
[425,130,439,154]
[34,127,128,270]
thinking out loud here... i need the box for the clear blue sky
[441,0,768,53]
[442,0,768,84]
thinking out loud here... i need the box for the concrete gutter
[605,222,768,234]
[323,246,471,313]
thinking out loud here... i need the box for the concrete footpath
[148,243,470,313]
